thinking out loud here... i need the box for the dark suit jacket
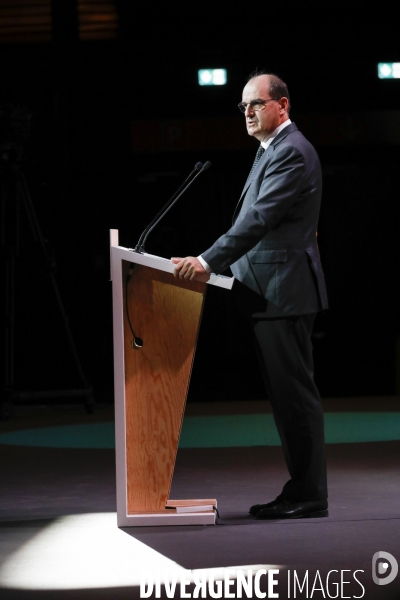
[202,122,329,317]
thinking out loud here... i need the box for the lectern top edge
[109,228,234,291]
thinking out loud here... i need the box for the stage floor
[0,398,399,599]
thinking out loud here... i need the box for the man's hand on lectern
[171,256,208,281]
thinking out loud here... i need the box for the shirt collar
[261,119,292,150]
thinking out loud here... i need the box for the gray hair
[247,70,291,113]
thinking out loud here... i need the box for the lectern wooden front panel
[123,262,206,513]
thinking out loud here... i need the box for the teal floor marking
[179,414,281,448]
[0,413,399,449]
[179,412,400,448]
[0,422,115,449]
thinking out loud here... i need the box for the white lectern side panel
[110,246,129,522]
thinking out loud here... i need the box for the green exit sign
[378,63,400,78]
[198,69,227,86]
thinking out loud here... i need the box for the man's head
[240,72,290,142]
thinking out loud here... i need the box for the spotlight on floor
[198,69,227,86]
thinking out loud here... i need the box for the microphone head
[194,161,203,170]
[202,161,212,171]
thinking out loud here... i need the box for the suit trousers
[252,314,328,502]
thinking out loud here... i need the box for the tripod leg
[19,171,94,413]
[1,179,17,420]
[2,255,16,420]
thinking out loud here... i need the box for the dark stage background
[1,0,400,408]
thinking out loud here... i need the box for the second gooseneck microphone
[134,161,212,254]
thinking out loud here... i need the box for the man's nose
[245,104,256,117]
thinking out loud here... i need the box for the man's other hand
[171,256,208,281]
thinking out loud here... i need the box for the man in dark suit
[172,71,329,519]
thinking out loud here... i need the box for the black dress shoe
[256,499,328,520]
[249,495,284,515]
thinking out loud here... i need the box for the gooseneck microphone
[127,160,211,350]
[133,161,212,253]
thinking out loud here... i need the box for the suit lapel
[232,122,298,224]
[232,149,270,223]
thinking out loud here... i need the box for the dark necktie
[232,144,265,224]
[248,144,265,178]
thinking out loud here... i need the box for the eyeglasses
[237,98,278,113]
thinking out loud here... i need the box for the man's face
[242,75,285,142]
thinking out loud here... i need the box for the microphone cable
[125,264,143,349]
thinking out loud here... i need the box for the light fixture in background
[0,0,119,44]
[198,69,227,86]
[378,63,400,79]
[78,0,119,41]
[0,0,52,43]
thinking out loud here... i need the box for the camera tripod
[1,160,94,420]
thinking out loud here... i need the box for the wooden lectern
[110,230,234,526]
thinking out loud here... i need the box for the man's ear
[279,97,289,112]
